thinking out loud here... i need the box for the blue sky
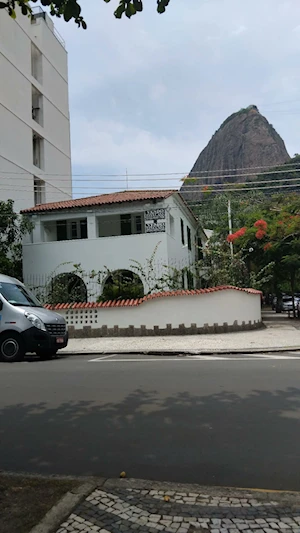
[54,0,300,198]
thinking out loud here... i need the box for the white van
[0,274,68,362]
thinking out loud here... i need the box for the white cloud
[231,25,247,36]
[72,116,202,178]
[53,0,300,184]
[149,83,167,101]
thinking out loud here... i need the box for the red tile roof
[45,286,261,310]
[21,190,176,214]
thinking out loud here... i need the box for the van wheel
[0,332,24,363]
[36,349,57,360]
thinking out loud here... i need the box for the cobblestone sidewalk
[56,481,300,533]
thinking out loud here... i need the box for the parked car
[279,295,300,313]
[0,274,68,362]
[281,296,293,312]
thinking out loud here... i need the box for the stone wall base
[68,320,264,338]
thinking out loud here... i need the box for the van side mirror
[0,301,2,311]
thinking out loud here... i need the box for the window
[34,177,45,206]
[57,220,67,241]
[32,85,43,126]
[33,132,43,169]
[0,282,42,308]
[121,214,132,235]
[197,237,203,260]
[169,214,175,236]
[80,219,88,239]
[71,221,78,239]
[31,44,42,84]
[98,213,144,238]
[134,215,142,234]
[180,218,185,245]
[187,227,192,251]
[56,219,88,241]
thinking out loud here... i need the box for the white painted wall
[165,195,197,269]
[23,233,169,296]
[56,289,262,331]
[0,8,71,212]
[22,194,201,298]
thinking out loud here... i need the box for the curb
[29,479,103,533]
[60,346,300,357]
[102,478,300,501]
[16,475,300,532]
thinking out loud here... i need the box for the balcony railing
[31,6,66,49]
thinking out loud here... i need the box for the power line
[0,161,299,178]
[0,191,295,221]
[4,185,300,210]
[0,167,300,192]
[2,172,300,197]
[37,172,300,190]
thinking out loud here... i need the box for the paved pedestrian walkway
[62,318,300,355]
[56,480,300,533]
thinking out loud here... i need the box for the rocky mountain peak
[181,106,290,199]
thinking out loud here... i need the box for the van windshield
[0,282,43,307]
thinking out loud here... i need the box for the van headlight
[25,312,46,332]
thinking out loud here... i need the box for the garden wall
[46,286,262,337]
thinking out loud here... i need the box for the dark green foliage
[251,155,300,194]
[0,200,33,280]
[99,270,144,301]
[48,272,88,304]
[0,0,171,28]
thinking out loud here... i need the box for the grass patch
[0,473,80,533]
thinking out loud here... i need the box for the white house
[0,6,72,212]
[21,190,207,301]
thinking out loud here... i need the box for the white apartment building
[21,190,207,301]
[0,6,72,212]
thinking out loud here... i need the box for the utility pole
[126,168,128,190]
[228,199,234,258]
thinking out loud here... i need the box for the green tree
[224,193,300,314]
[251,155,300,195]
[0,0,171,29]
[0,199,33,280]
[192,191,266,237]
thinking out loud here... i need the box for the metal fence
[24,259,198,304]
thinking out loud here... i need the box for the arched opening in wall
[100,270,144,302]
[48,273,87,304]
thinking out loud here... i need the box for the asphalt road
[1,352,300,490]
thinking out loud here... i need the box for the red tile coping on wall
[21,190,176,214]
[44,286,262,310]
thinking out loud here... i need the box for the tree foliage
[0,0,171,29]
[189,189,300,302]
[0,200,33,280]
[252,155,300,195]
[213,192,300,308]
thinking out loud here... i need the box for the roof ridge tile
[46,286,261,310]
